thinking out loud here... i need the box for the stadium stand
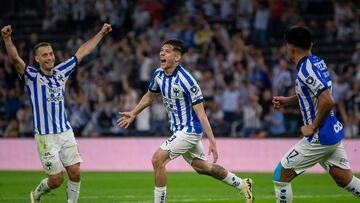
[0,0,359,138]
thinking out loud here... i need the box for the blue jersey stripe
[161,75,166,96]
[300,61,309,77]
[41,85,49,134]
[58,57,76,71]
[179,68,194,86]
[33,79,41,134]
[184,94,192,133]
[167,76,178,131]
[175,99,183,130]
[64,111,71,130]
[297,93,308,125]
[191,109,202,134]
[47,78,57,134]
[59,100,64,132]
[300,85,316,122]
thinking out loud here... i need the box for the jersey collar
[296,55,310,71]
[164,65,180,77]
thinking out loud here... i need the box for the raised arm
[193,102,219,163]
[117,90,157,128]
[75,23,112,63]
[1,25,26,75]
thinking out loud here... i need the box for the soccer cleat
[240,178,254,203]
[29,190,40,203]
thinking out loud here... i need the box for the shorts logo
[339,158,348,166]
[45,161,52,170]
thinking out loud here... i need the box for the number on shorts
[286,149,299,164]
[165,135,177,145]
[333,121,343,133]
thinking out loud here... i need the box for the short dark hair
[162,39,188,55]
[284,26,312,50]
[34,42,51,53]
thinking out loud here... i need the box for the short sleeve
[148,69,161,93]
[22,65,38,81]
[298,60,328,96]
[54,56,78,79]
[178,69,203,105]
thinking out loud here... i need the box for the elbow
[323,98,335,111]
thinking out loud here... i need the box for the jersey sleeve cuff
[148,88,160,93]
[192,99,203,105]
[73,56,78,66]
[315,86,328,97]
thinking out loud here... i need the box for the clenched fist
[1,25,12,39]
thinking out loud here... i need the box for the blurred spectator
[240,94,263,137]
[252,1,270,47]
[264,106,286,137]
[16,102,33,137]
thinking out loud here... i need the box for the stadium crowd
[0,0,359,138]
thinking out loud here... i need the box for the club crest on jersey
[56,74,65,82]
[190,85,199,94]
[172,87,180,97]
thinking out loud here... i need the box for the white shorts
[160,131,206,164]
[35,129,83,175]
[280,138,350,174]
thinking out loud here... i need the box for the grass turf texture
[0,171,358,203]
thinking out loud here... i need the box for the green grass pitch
[0,171,358,202]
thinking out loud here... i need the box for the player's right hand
[272,96,287,109]
[117,112,136,128]
[1,25,12,39]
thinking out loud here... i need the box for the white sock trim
[274,181,293,203]
[67,180,81,203]
[34,178,50,199]
[344,176,360,198]
[222,172,243,190]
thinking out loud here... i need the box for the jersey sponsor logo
[49,87,62,94]
[305,76,314,85]
[47,95,64,103]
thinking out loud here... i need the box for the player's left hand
[100,23,112,35]
[208,143,218,163]
[301,124,316,137]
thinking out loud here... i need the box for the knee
[68,169,81,182]
[151,155,165,169]
[48,173,64,188]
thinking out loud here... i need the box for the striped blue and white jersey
[149,65,203,134]
[295,55,343,145]
[23,56,78,135]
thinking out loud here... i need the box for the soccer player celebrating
[1,23,112,203]
[118,39,254,203]
[272,26,360,202]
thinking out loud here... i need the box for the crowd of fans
[0,0,359,138]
